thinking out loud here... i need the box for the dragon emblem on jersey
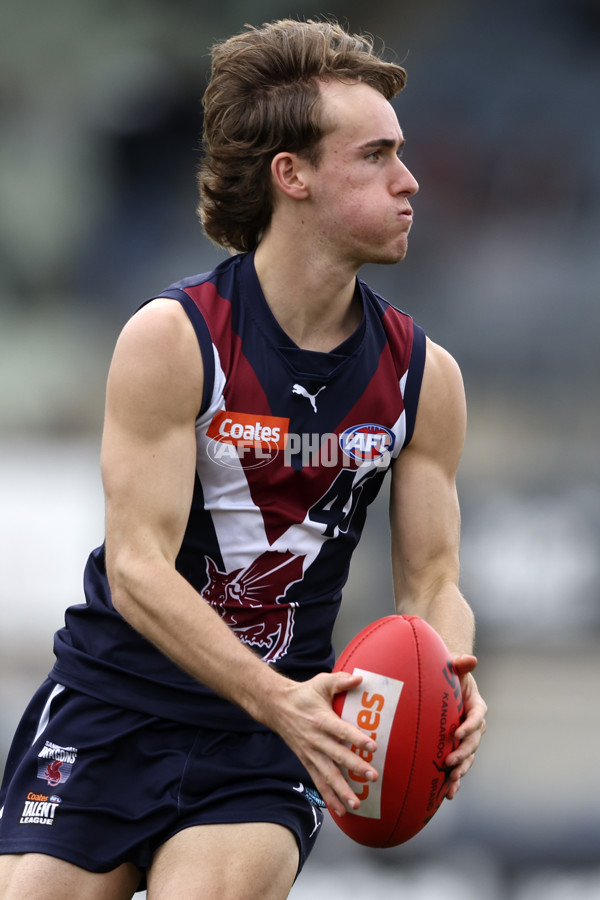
[202,550,305,662]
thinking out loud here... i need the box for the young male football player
[0,19,487,899]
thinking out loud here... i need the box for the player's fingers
[446,777,461,800]
[454,673,487,742]
[455,709,486,744]
[312,718,379,790]
[312,752,370,817]
[299,723,378,814]
[324,776,360,816]
[451,654,478,676]
[445,742,479,800]
[313,671,380,766]
[321,669,363,700]
[446,717,485,769]
[455,700,487,742]
[295,742,358,817]
[290,672,380,806]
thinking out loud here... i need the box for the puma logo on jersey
[292,384,326,413]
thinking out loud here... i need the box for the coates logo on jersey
[206,410,289,469]
[339,424,395,466]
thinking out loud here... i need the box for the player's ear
[271,152,310,200]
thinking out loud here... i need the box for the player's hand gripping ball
[331,615,463,847]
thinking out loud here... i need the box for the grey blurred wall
[1,1,599,897]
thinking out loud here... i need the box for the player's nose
[394,160,419,196]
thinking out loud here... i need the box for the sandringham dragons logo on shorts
[37,741,78,787]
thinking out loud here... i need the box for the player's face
[308,80,419,269]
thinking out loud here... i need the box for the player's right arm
[101,299,377,816]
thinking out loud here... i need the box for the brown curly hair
[197,19,407,252]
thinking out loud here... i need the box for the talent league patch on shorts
[36,740,78,787]
[18,792,63,826]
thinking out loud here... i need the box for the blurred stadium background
[1,0,599,897]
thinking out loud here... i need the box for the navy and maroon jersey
[51,251,426,730]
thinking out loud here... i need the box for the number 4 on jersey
[308,469,379,538]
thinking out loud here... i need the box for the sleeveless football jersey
[51,251,426,729]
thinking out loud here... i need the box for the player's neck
[254,238,362,353]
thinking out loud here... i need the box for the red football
[330,614,463,847]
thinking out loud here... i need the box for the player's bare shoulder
[423,338,465,409]
[106,298,204,428]
[411,338,466,462]
[116,297,202,375]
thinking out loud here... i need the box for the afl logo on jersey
[339,424,395,464]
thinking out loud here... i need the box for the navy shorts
[0,679,325,883]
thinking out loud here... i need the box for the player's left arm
[390,337,487,798]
